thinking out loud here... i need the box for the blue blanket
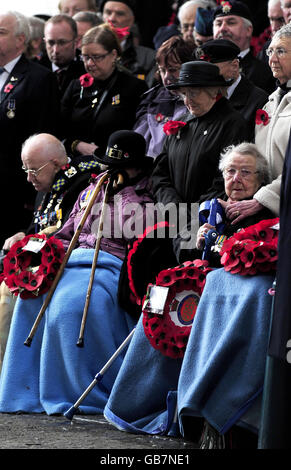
[104,269,274,436]
[178,269,274,434]
[0,249,136,415]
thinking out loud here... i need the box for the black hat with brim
[167,60,234,90]
[94,130,151,168]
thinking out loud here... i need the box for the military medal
[7,99,16,119]
[112,94,120,105]
[91,97,98,108]
[64,166,77,178]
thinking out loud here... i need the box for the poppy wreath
[142,259,212,359]
[220,218,279,275]
[0,234,65,299]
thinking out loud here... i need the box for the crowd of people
[0,0,290,450]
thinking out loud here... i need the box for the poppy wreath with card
[142,259,212,359]
[0,234,65,299]
[220,218,279,276]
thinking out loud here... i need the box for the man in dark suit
[41,14,85,97]
[196,38,269,139]
[213,0,276,94]
[0,11,60,247]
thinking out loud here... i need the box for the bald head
[21,134,68,193]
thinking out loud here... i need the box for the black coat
[120,34,157,87]
[60,67,148,155]
[229,74,269,140]
[38,52,86,98]
[151,97,250,208]
[240,49,276,94]
[0,54,60,247]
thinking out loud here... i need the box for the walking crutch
[64,328,136,420]
[76,176,111,347]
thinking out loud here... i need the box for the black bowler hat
[194,7,214,37]
[195,39,240,63]
[94,130,150,168]
[99,0,137,17]
[167,60,233,90]
[213,1,253,24]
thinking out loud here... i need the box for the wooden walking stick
[76,177,111,347]
[24,171,110,347]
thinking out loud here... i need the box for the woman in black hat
[151,60,250,221]
[60,23,147,158]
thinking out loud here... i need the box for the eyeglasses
[224,168,258,180]
[180,23,194,32]
[266,47,289,58]
[269,16,285,24]
[44,38,75,48]
[22,161,51,178]
[80,52,111,64]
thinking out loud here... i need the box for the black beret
[195,38,240,63]
[213,1,253,24]
[194,7,214,37]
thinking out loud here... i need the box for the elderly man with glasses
[40,14,86,97]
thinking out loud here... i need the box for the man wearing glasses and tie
[40,14,86,98]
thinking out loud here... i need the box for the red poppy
[1,234,65,299]
[4,83,14,93]
[79,73,94,88]
[199,53,211,62]
[155,113,164,122]
[163,120,186,136]
[255,109,269,126]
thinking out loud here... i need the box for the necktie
[55,68,66,89]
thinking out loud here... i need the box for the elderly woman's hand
[75,141,99,156]
[218,198,264,225]
[196,223,215,250]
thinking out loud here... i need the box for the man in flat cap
[100,1,156,87]
[196,38,269,138]
[213,0,276,94]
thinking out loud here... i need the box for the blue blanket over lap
[104,268,274,436]
[178,269,275,434]
[0,248,136,415]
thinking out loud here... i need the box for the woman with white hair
[224,22,291,226]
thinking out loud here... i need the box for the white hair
[5,11,31,44]
[178,0,216,23]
